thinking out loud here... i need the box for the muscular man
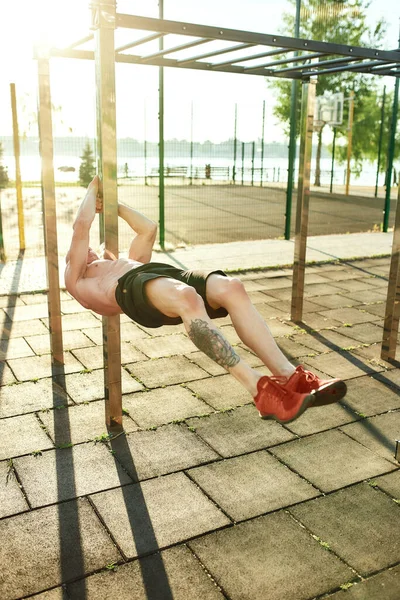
[65,177,346,424]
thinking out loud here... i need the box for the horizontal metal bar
[115,13,400,63]
[140,37,210,62]
[244,51,326,73]
[302,58,391,77]
[115,32,164,53]
[177,42,255,65]
[211,47,291,69]
[49,48,94,60]
[277,55,362,74]
[67,34,94,50]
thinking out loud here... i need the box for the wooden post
[10,83,25,251]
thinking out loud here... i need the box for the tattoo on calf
[188,318,240,369]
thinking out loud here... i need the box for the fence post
[241,142,245,185]
[10,83,25,252]
[158,0,165,247]
[260,100,265,187]
[251,141,255,186]
[383,76,399,232]
[232,103,237,183]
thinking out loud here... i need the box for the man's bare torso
[66,257,143,316]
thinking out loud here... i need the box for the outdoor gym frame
[36,0,400,434]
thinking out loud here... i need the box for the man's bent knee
[208,275,246,308]
[177,285,205,317]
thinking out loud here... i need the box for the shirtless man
[65,177,346,424]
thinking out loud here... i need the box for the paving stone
[19,292,48,305]
[42,312,101,331]
[301,329,366,353]
[0,337,35,360]
[305,283,350,297]
[317,307,380,325]
[251,302,287,320]
[299,313,343,330]
[1,318,49,338]
[7,352,84,382]
[326,564,400,600]
[61,298,90,314]
[285,402,361,436]
[0,413,54,459]
[121,386,212,428]
[271,429,397,492]
[126,356,208,388]
[218,324,242,345]
[343,289,386,304]
[90,472,230,558]
[375,368,400,389]
[0,460,29,518]
[0,498,121,599]
[290,332,333,354]
[111,423,218,481]
[336,322,383,344]
[14,442,133,507]
[340,376,400,417]
[29,587,67,599]
[0,295,24,308]
[290,483,400,576]
[25,330,95,355]
[360,303,385,318]
[265,319,296,337]
[39,400,138,445]
[189,511,353,600]
[72,341,148,370]
[304,351,383,378]
[233,345,264,367]
[63,368,143,403]
[374,470,400,499]
[67,544,224,600]
[257,287,293,302]
[187,404,295,457]
[244,277,292,291]
[185,350,227,375]
[139,322,186,338]
[351,343,394,369]
[3,302,49,321]
[329,279,376,293]
[0,362,17,385]
[0,378,70,418]
[309,294,360,309]
[276,336,314,359]
[340,411,400,462]
[189,451,319,521]
[134,333,196,358]
[186,375,251,410]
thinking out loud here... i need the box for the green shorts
[115,262,228,328]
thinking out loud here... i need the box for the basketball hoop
[313,92,344,129]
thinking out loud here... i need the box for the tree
[0,142,9,189]
[269,0,387,185]
[78,141,96,187]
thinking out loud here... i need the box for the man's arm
[118,203,157,263]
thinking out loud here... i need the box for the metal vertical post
[241,142,245,185]
[329,128,336,194]
[36,54,64,364]
[10,83,25,251]
[381,183,400,360]
[375,85,386,198]
[93,0,122,433]
[232,103,237,183]
[260,100,265,187]
[345,90,355,196]
[285,0,301,240]
[251,141,255,186]
[291,79,316,322]
[383,76,399,233]
[190,101,194,185]
[158,0,165,248]
[144,102,148,186]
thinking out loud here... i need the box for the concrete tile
[252,303,287,319]
[1,318,49,339]
[276,337,313,359]
[63,369,143,403]
[25,330,95,355]
[0,295,24,308]
[39,400,138,445]
[304,351,383,378]
[290,483,400,576]
[374,470,400,499]
[305,283,350,297]
[61,299,90,314]
[244,277,292,291]
[0,413,54,459]
[126,356,208,388]
[67,545,224,599]
[290,332,333,354]
[121,386,212,428]
[186,375,251,410]
[134,333,196,358]
[7,352,84,382]
[233,346,264,367]
[139,322,186,338]
[299,313,343,330]
[285,402,361,437]
[317,307,380,325]
[29,587,67,599]
[326,564,400,600]
[375,369,400,389]
[310,294,360,309]
[0,460,29,518]
[0,498,121,599]
[120,321,157,342]
[328,279,376,293]
[343,289,386,304]
[218,324,242,345]
[336,322,383,344]
[90,472,230,558]
[0,337,35,360]
[112,423,218,481]
[340,411,400,462]
[14,442,133,507]
[361,303,385,318]
[189,511,353,600]
[0,378,70,418]
[0,362,17,385]
[72,341,148,370]
[19,293,48,305]
[42,312,101,331]
[342,376,400,417]
[4,302,49,321]
[189,451,319,521]
[351,343,394,369]
[271,429,397,492]
[266,320,297,337]
[187,404,295,457]
[185,350,227,375]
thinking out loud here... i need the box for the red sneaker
[254,375,314,424]
[286,366,347,407]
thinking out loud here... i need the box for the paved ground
[1,247,400,598]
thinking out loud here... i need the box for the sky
[0,0,399,143]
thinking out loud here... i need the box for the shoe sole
[259,393,314,424]
[311,380,347,407]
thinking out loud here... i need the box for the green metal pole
[233,103,237,183]
[241,142,245,185]
[375,85,386,198]
[383,77,399,232]
[158,0,165,248]
[329,128,336,194]
[260,100,265,187]
[251,141,255,186]
[144,102,148,186]
[284,0,301,240]
[190,101,194,185]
